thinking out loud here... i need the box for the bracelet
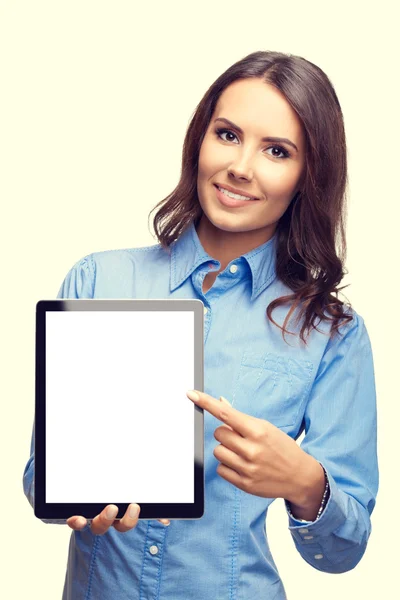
[315,465,330,520]
[287,463,330,523]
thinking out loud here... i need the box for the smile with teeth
[216,185,258,201]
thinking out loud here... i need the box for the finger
[68,513,170,531]
[220,399,234,432]
[186,390,254,437]
[67,515,87,531]
[90,504,119,535]
[214,425,250,459]
[113,504,141,533]
[112,507,170,531]
[216,463,249,492]
[213,443,248,475]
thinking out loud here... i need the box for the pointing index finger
[186,390,252,437]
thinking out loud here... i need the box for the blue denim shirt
[23,221,379,599]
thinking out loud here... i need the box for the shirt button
[149,545,159,555]
[304,536,314,540]
[314,554,323,559]
[229,264,238,274]
[298,528,309,533]
[204,306,208,315]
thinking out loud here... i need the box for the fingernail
[129,504,139,519]
[106,505,118,520]
[219,396,231,405]
[186,390,200,402]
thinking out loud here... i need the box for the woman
[23,50,378,599]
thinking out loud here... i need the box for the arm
[22,255,95,523]
[283,312,379,573]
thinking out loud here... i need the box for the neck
[195,214,276,271]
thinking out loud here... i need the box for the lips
[214,183,259,200]
[214,184,260,209]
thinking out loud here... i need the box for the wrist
[286,454,327,521]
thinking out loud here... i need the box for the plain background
[1,0,399,597]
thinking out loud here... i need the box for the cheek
[198,138,226,179]
[258,165,302,199]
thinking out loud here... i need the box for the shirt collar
[170,221,277,301]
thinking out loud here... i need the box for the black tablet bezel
[34,299,204,520]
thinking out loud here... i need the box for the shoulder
[76,239,168,274]
[89,241,165,271]
[330,306,370,345]
[317,305,373,371]
[58,241,168,299]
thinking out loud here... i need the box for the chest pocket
[231,350,314,428]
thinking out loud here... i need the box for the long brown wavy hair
[148,50,353,345]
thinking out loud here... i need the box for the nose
[227,151,254,181]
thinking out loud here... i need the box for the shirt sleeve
[22,255,95,524]
[284,311,379,573]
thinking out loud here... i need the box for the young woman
[23,50,378,600]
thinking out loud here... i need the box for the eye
[215,128,290,159]
[266,146,290,159]
[215,128,239,143]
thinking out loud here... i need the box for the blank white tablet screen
[45,310,194,503]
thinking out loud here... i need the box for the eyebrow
[213,117,299,152]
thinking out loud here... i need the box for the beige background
[1,0,398,597]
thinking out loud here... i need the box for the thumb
[219,396,231,406]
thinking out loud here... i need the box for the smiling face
[196,78,306,258]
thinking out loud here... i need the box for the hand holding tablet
[67,504,170,534]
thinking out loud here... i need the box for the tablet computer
[34,299,204,521]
